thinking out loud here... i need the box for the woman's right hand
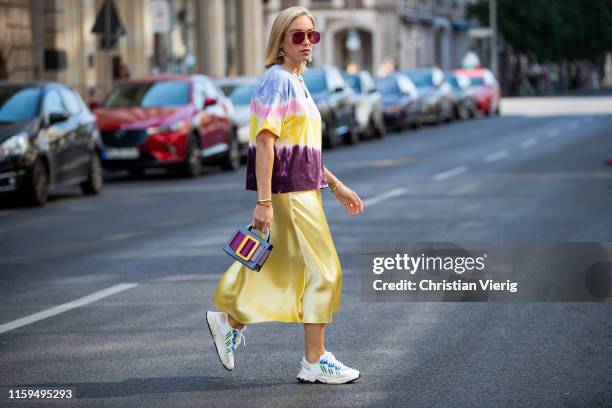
[252,204,274,234]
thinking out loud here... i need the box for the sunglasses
[289,30,321,45]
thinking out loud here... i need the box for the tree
[467,0,612,63]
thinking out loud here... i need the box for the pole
[489,0,498,77]
[105,0,112,91]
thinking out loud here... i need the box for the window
[399,76,418,97]
[342,74,361,93]
[405,71,433,87]
[376,77,399,95]
[470,77,485,86]
[201,78,221,99]
[104,81,191,108]
[327,68,345,92]
[193,80,205,108]
[0,86,41,122]
[303,71,328,94]
[43,89,67,115]
[362,73,375,93]
[229,84,256,106]
[60,87,81,115]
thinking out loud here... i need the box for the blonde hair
[264,7,316,71]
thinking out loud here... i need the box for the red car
[454,68,501,116]
[93,75,240,177]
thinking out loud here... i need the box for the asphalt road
[1,94,611,407]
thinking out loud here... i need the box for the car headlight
[0,131,29,158]
[147,120,190,135]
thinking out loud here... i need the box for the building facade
[266,0,475,75]
[0,0,475,101]
[0,0,266,100]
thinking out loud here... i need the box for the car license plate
[104,148,139,160]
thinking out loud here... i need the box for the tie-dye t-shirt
[245,65,328,193]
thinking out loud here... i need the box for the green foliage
[467,0,612,62]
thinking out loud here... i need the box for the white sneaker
[297,351,361,384]
[206,311,246,371]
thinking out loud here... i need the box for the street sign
[150,0,171,33]
[91,0,126,50]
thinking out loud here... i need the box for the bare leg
[304,323,326,363]
[228,314,245,330]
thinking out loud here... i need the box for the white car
[215,77,258,160]
[342,71,386,139]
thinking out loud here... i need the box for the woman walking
[207,6,364,385]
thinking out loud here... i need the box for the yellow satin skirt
[214,189,342,324]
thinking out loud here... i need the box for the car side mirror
[48,112,69,124]
[204,97,217,108]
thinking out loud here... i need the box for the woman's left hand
[332,184,364,216]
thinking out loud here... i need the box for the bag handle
[246,223,271,242]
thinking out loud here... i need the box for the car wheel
[24,158,49,207]
[80,152,103,195]
[222,133,241,171]
[344,117,359,145]
[373,114,386,138]
[180,134,203,177]
[323,117,338,149]
[399,112,409,130]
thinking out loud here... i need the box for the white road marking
[521,138,539,149]
[0,283,139,335]
[362,188,406,207]
[484,150,508,163]
[434,166,468,181]
[547,128,561,138]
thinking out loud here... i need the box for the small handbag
[223,224,273,272]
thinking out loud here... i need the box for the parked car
[0,81,103,206]
[375,73,420,130]
[342,70,386,139]
[454,68,501,116]
[403,68,454,124]
[302,66,358,148]
[93,75,239,177]
[445,71,477,119]
[226,80,258,160]
[216,76,258,97]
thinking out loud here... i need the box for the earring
[279,49,284,58]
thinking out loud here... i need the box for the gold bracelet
[256,199,272,207]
